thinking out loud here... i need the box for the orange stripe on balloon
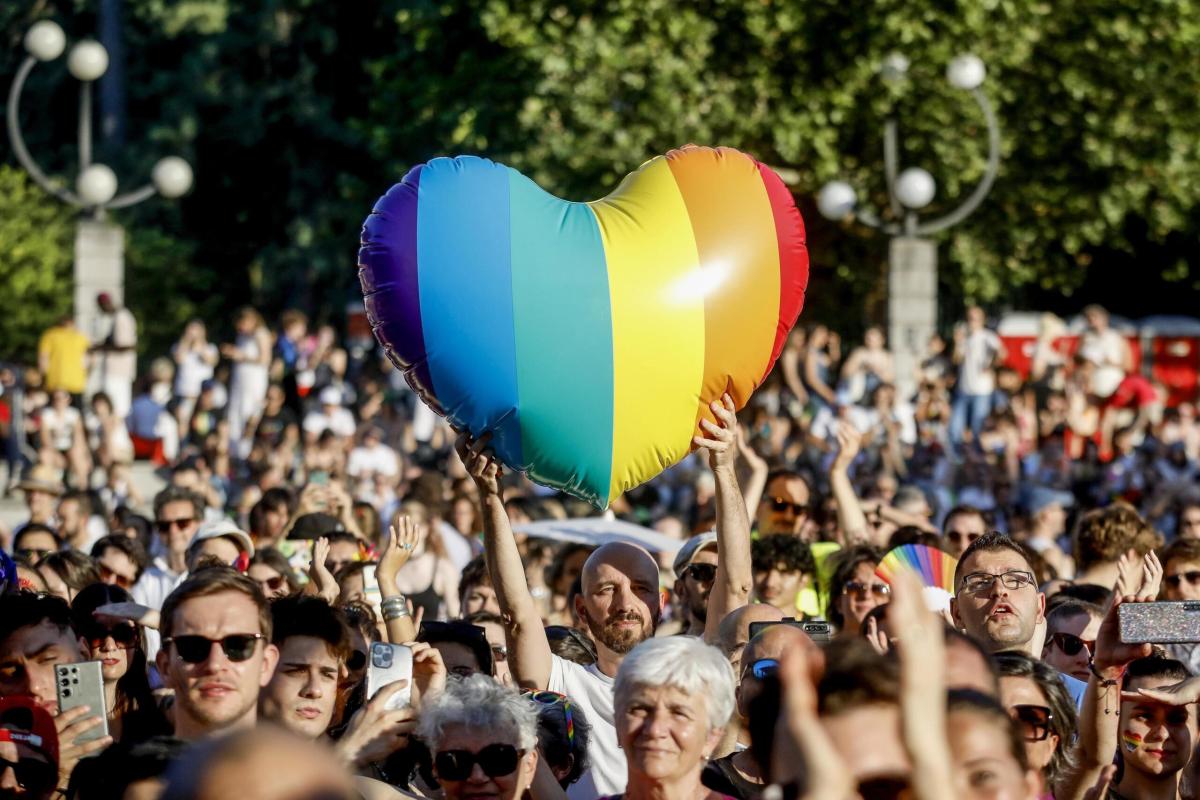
[666,146,780,434]
[756,162,808,382]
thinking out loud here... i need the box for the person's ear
[1036,591,1046,623]
[574,594,588,625]
[155,649,171,687]
[673,578,686,602]
[260,643,280,687]
[703,726,724,759]
[949,596,963,629]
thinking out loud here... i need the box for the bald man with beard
[457,396,753,799]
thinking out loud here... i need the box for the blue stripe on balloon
[507,169,614,505]
[417,156,524,467]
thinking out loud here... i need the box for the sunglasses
[770,498,811,516]
[749,657,779,680]
[346,650,367,672]
[683,563,717,583]
[1165,571,1200,588]
[435,744,523,781]
[0,755,56,793]
[86,621,139,649]
[14,548,52,563]
[525,690,575,744]
[1048,632,1093,657]
[255,574,288,592]
[155,517,195,533]
[164,633,264,664]
[843,580,891,598]
[1010,704,1053,742]
[99,563,135,590]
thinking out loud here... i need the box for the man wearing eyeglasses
[671,532,718,636]
[1158,538,1200,676]
[156,567,279,740]
[1041,600,1102,682]
[755,470,814,539]
[132,487,205,615]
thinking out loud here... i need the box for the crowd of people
[1,297,1200,799]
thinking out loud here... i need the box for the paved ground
[1,461,165,531]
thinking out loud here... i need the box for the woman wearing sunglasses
[247,549,299,600]
[995,653,1078,798]
[610,636,736,800]
[416,674,539,800]
[827,545,888,640]
[70,583,169,744]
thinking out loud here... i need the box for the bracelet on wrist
[382,606,412,621]
[1089,657,1124,686]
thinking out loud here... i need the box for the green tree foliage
[0,166,73,362]
[4,0,1200,359]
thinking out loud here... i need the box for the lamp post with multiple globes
[7,20,193,340]
[817,53,1000,399]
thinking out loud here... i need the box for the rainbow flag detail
[1122,731,1142,752]
[875,544,958,593]
[359,146,808,506]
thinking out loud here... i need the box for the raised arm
[456,433,551,689]
[693,395,753,644]
[830,422,869,545]
[376,519,419,645]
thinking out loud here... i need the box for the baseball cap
[672,531,718,579]
[319,386,342,406]
[1022,486,1074,517]
[188,519,255,558]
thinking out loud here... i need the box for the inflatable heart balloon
[359,145,808,506]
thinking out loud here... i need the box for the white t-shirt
[174,343,218,398]
[549,655,625,799]
[101,309,138,381]
[303,407,357,439]
[1079,329,1127,397]
[347,443,400,478]
[959,329,1002,396]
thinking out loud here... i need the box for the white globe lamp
[152,157,194,198]
[77,163,118,206]
[817,181,857,221]
[947,54,986,91]
[67,40,109,82]
[894,168,936,210]
[24,21,66,62]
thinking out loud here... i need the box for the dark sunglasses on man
[1009,703,1053,742]
[155,516,195,534]
[1047,631,1093,657]
[770,498,810,516]
[434,743,523,781]
[0,752,56,795]
[163,633,265,664]
[1165,570,1200,589]
[683,562,717,583]
[98,563,135,590]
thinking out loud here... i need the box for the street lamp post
[818,53,1000,400]
[7,20,193,342]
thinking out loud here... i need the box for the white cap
[319,386,342,406]
[188,518,255,557]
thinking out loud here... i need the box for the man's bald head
[740,623,820,677]
[581,542,661,593]
[161,725,356,800]
[716,604,785,675]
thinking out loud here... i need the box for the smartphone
[749,618,833,644]
[1119,601,1200,644]
[365,642,413,710]
[56,662,109,743]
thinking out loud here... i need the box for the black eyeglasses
[1165,571,1200,588]
[1048,632,1093,657]
[748,658,779,680]
[683,563,717,583]
[770,498,810,516]
[86,621,139,649]
[0,755,56,793]
[164,633,264,663]
[155,517,195,533]
[843,580,891,598]
[1010,704,1053,742]
[958,570,1036,594]
[435,743,523,781]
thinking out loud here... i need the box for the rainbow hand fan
[875,544,958,612]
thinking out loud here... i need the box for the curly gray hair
[417,674,539,751]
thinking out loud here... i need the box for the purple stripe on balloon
[358,164,442,413]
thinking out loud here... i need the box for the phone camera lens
[62,688,71,697]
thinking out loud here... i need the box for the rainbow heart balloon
[359,145,808,506]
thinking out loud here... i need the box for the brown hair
[1159,538,1200,572]
[160,566,271,641]
[38,551,101,595]
[817,638,899,716]
[1072,503,1161,571]
[954,532,1033,588]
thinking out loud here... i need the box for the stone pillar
[887,236,937,400]
[74,219,124,396]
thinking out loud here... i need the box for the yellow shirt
[39,325,90,394]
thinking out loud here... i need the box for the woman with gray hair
[417,674,540,800]
[608,636,736,800]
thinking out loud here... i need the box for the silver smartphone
[1119,601,1200,644]
[365,642,413,710]
[56,661,109,743]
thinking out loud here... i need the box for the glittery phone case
[1118,601,1200,644]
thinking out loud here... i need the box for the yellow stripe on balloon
[666,147,780,419]
[591,157,706,505]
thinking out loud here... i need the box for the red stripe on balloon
[755,163,809,383]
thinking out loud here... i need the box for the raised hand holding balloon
[359,145,808,506]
